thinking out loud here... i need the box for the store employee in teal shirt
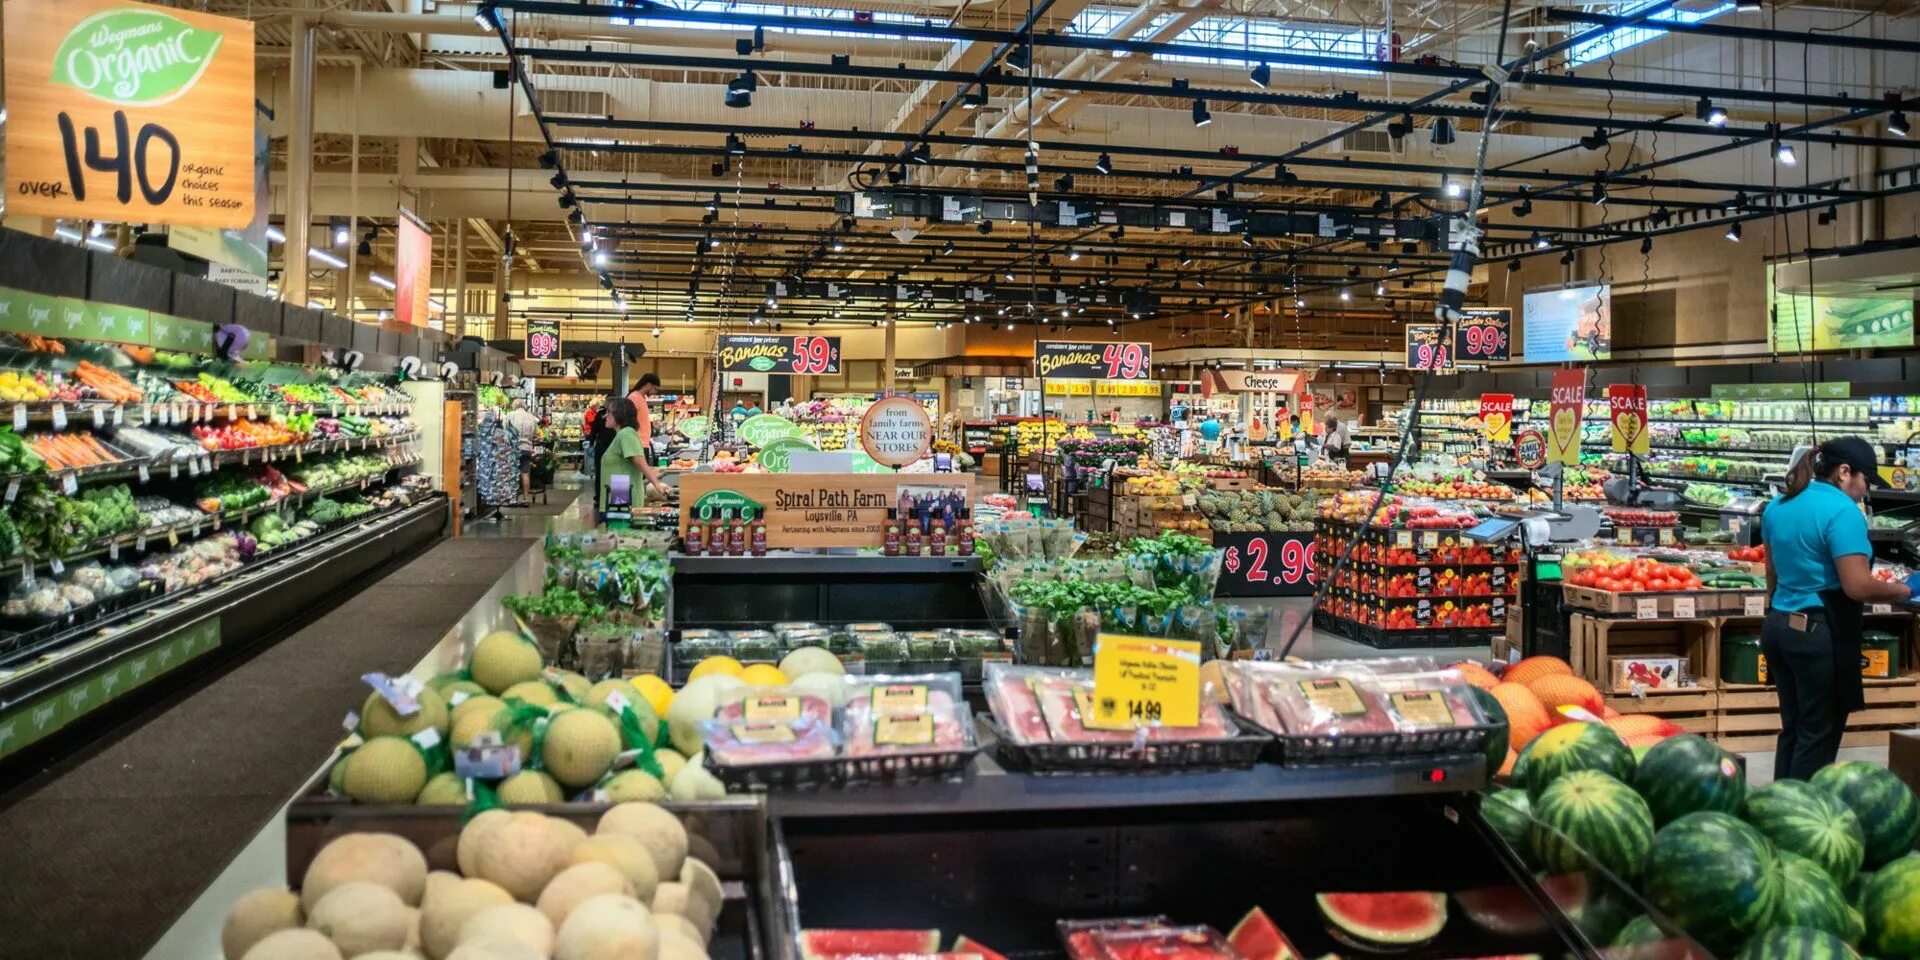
[1760,437,1920,780]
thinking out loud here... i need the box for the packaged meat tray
[1222,661,1497,766]
[702,717,838,767]
[982,664,1266,772]
[841,672,974,757]
[715,692,834,726]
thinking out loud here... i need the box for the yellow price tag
[1089,634,1201,729]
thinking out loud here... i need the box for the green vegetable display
[503,586,606,620]
[0,427,45,475]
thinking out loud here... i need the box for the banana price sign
[1547,368,1588,466]
[1479,393,1514,444]
[4,0,256,228]
[1608,383,1650,456]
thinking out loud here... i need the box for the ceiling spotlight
[832,240,846,252]
[1430,117,1455,146]
[705,194,720,213]
[729,70,758,93]
[1507,258,1521,272]
[591,249,608,268]
[538,149,558,169]
[357,238,373,257]
[962,85,987,109]
[1273,164,1297,185]
[1241,232,1255,247]
[567,209,584,225]
[1696,96,1728,126]
[1532,232,1549,250]
[1191,99,1212,127]
[548,172,567,191]
[473,6,494,30]
[725,87,751,108]
[1726,222,1743,242]
[1374,282,1386,297]
[1591,179,1608,205]
[1094,152,1113,175]
[1639,236,1653,255]
[1442,177,1462,199]
[942,241,955,256]
[1387,114,1413,140]
[1179,253,1193,266]
[1650,206,1672,226]
[977,220,993,235]
[1579,127,1610,151]
[1293,297,1304,308]
[1890,111,1910,137]
[1775,140,1797,166]
[1005,44,1031,72]
[710,161,727,177]
[1067,248,1081,261]
[332,222,350,246]
[1055,173,1075,191]
[725,133,746,155]
[1338,287,1351,301]
[1249,61,1272,88]
[910,142,932,164]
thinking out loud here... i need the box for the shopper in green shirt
[598,398,669,518]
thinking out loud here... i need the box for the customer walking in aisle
[1760,437,1920,780]
[598,397,670,520]
[588,393,619,512]
[504,398,541,505]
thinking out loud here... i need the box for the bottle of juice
[957,521,975,556]
[882,512,901,557]
[929,519,947,556]
[748,510,767,556]
[708,510,730,557]
[903,518,923,557]
[728,512,747,556]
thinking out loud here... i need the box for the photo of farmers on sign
[4,0,256,228]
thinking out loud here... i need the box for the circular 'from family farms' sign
[737,413,801,447]
[756,435,818,473]
[859,397,931,468]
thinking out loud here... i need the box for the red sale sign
[1608,383,1650,455]
[1479,393,1513,443]
[1548,368,1589,467]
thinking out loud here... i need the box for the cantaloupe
[497,770,564,805]
[471,632,543,695]
[585,678,642,713]
[569,834,661,901]
[657,911,708,947]
[422,876,515,960]
[239,928,344,960]
[302,832,428,911]
[543,709,623,789]
[501,680,559,708]
[786,672,847,709]
[598,802,689,879]
[446,939,545,960]
[666,674,748,755]
[458,809,510,877]
[451,697,507,740]
[361,685,450,739]
[777,646,845,680]
[1528,674,1604,717]
[223,887,303,960]
[653,881,715,935]
[659,926,711,960]
[603,770,667,803]
[1447,661,1502,690]
[417,772,469,806]
[424,870,461,904]
[653,749,688,785]
[538,862,635,928]
[342,736,429,804]
[680,859,725,920]
[554,893,659,960]
[548,817,589,857]
[353,952,420,960]
[470,812,574,902]
[669,755,727,801]
[458,902,554,956]
[1489,682,1553,750]
[306,881,411,956]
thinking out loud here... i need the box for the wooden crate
[1716,728,1907,754]
[1209,476,1255,491]
[1562,584,1755,618]
[1570,613,1719,693]
[1712,674,1920,752]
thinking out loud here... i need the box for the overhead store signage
[1479,394,1513,444]
[0,285,268,357]
[755,436,819,473]
[1523,284,1612,362]
[1608,383,1650,455]
[1035,340,1152,380]
[524,318,562,361]
[1404,324,1454,370]
[1766,265,1914,353]
[718,334,842,374]
[168,106,272,277]
[736,413,802,447]
[1709,381,1848,400]
[1043,381,1162,398]
[1201,369,1301,395]
[677,473,969,548]
[1454,308,1512,363]
[1547,368,1588,466]
[3,0,256,228]
[859,395,932,467]
[394,211,433,327]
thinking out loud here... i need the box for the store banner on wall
[1404,324,1454,370]
[393,211,432,327]
[1523,285,1612,362]
[1454,308,1513,363]
[525,318,562,361]
[1547,368,1588,466]
[717,334,842,374]
[1479,394,1514,443]
[1608,383,1650,455]
[1766,265,1914,352]
[169,112,272,275]
[3,0,256,228]
[1307,385,1360,421]
[1035,341,1152,380]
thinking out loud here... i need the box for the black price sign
[1490,565,1509,592]
[1214,531,1317,597]
[1035,340,1153,380]
[1405,324,1455,370]
[525,318,562,361]
[1453,308,1512,362]
[718,334,841,374]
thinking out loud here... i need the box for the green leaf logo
[53,8,224,106]
[748,356,776,372]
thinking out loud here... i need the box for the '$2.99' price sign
[1215,532,1317,597]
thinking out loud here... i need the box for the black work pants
[1759,609,1849,781]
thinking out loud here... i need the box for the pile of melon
[1451,655,1683,776]
[223,801,725,960]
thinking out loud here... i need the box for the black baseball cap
[1819,437,1890,488]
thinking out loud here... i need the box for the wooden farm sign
[677,472,970,549]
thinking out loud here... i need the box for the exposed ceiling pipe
[312,8,948,58]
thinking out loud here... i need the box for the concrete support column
[882,316,898,394]
[452,221,468,337]
[283,17,317,307]
[491,267,510,340]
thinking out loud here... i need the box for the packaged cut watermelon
[702,716,839,766]
[1058,917,1173,960]
[1089,926,1241,960]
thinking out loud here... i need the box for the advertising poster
[1524,285,1612,362]
[1547,369,1589,466]
[4,0,256,227]
[170,111,272,276]
[1035,341,1152,380]
[394,212,432,327]
[1766,265,1914,352]
[717,334,842,374]
[1479,393,1514,444]
[1608,383,1650,455]
[525,318,562,361]
[1404,324,1454,370]
[859,395,933,467]
[1454,308,1513,362]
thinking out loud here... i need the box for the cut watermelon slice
[954,936,1010,960]
[1316,892,1447,947]
[1228,908,1302,960]
[1456,874,1589,937]
[800,930,942,960]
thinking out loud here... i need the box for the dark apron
[1816,587,1868,715]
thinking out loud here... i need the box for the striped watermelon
[1860,853,1920,959]
[1771,851,1866,944]
[1530,770,1654,879]
[1514,721,1635,799]
[1470,687,1510,775]
[1612,915,1666,947]
[1745,780,1866,889]
[1732,927,1861,960]
[1632,734,1746,826]
[1644,811,1783,955]
[1811,761,1920,869]
[1483,789,1535,864]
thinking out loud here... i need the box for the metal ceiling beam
[1543,8,1920,53]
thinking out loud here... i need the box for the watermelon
[1229,907,1302,960]
[1456,874,1591,937]
[1733,926,1861,960]
[1530,770,1654,879]
[800,930,941,960]
[1514,722,1635,799]
[1746,780,1867,888]
[1772,850,1867,944]
[954,937,1010,960]
[1860,853,1920,959]
[1811,761,1920,869]
[1316,892,1447,947]
[1471,686,1510,775]
[1633,734,1746,826]
[1613,916,1667,947]
[1643,811,1783,955]
[1484,790,1535,864]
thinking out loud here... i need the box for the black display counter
[668,553,989,628]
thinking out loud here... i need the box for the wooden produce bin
[1571,614,1719,734]
[1562,584,1765,618]
[1713,611,1920,753]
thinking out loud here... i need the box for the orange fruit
[1490,682,1553,750]
[1529,674,1604,717]
[1504,655,1574,688]
[1448,661,1500,690]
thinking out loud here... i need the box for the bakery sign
[4,0,257,228]
[1035,341,1152,380]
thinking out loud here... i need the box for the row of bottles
[883,514,975,557]
[683,509,768,557]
